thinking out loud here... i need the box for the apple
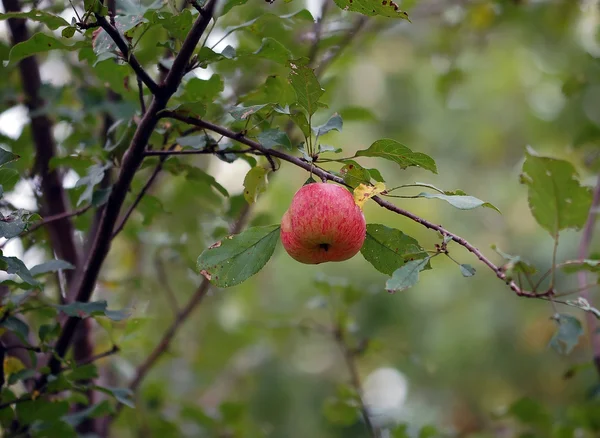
[280,182,366,264]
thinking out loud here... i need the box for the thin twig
[578,174,600,376]
[93,15,160,96]
[0,205,91,250]
[154,254,179,316]
[111,156,166,239]
[73,345,120,367]
[316,16,368,77]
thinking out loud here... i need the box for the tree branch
[111,155,167,239]
[143,148,261,157]
[4,0,80,286]
[578,173,600,376]
[44,0,218,380]
[160,111,550,299]
[93,14,160,96]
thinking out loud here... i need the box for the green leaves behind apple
[338,161,384,188]
[520,147,592,237]
[197,225,280,288]
[361,224,429,276]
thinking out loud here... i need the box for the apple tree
[0,0,599,437]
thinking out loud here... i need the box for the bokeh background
[2,0,600,436]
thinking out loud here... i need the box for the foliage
[0,0,598,436]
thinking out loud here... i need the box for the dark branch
[4,0,80,287]
[111,156,166,239]
[161,111,548,299]
[143,148,260,157]
[94,15,160,96]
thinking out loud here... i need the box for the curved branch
[93,15,160,96]
[161,111,548,299]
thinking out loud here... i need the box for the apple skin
[280,183,366,264]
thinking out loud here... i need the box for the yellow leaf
[4,356,25,378]
[353,182,386,209]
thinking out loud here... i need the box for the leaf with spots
[333,0,410,20]
[361,224,429,276]
[196,225,280,288]
[243,166,270,204]
[520,148,592,236]
[288,61,324,116]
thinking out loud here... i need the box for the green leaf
[0,211,27,238]
[254,37,292,64]
[460,264,476,277]
[30,260,75,276]
[221,0,248,15]
[0,168,19,191]
[147,9,193,40]
[177,133,216,150]
[230,104,269,121]
[355,139,438,174]
[288,61,324,116]
[338,160,371,188]
[0,147,19,167]
[61,26,76,38]
[92,14,144,55]
[291,111,311,138]
[39,322,60,343]
[562,259,600,273]
[6,33,87,66]
[184,166,229,197]
[385,257,430,293]
[1,315,30,340]
[65,364,99,381]
[183,75,224,103]
[56,300,131,321]
[16,400,70,426]
[333,0,410,20]
[196,225,280,288]
[95,386,135,408]
[313,113,343,137]
[361,224,428,275]
[549,314,583,355]
[257,129,292,150]
[0,10,69,30]
[243,166,270,204]
[491,245,537,277]
[521,148,592,236]
[75,164,110,206]
[0,255,39,287]
[416,191,500,212]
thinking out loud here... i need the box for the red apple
[280,183,366,264]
